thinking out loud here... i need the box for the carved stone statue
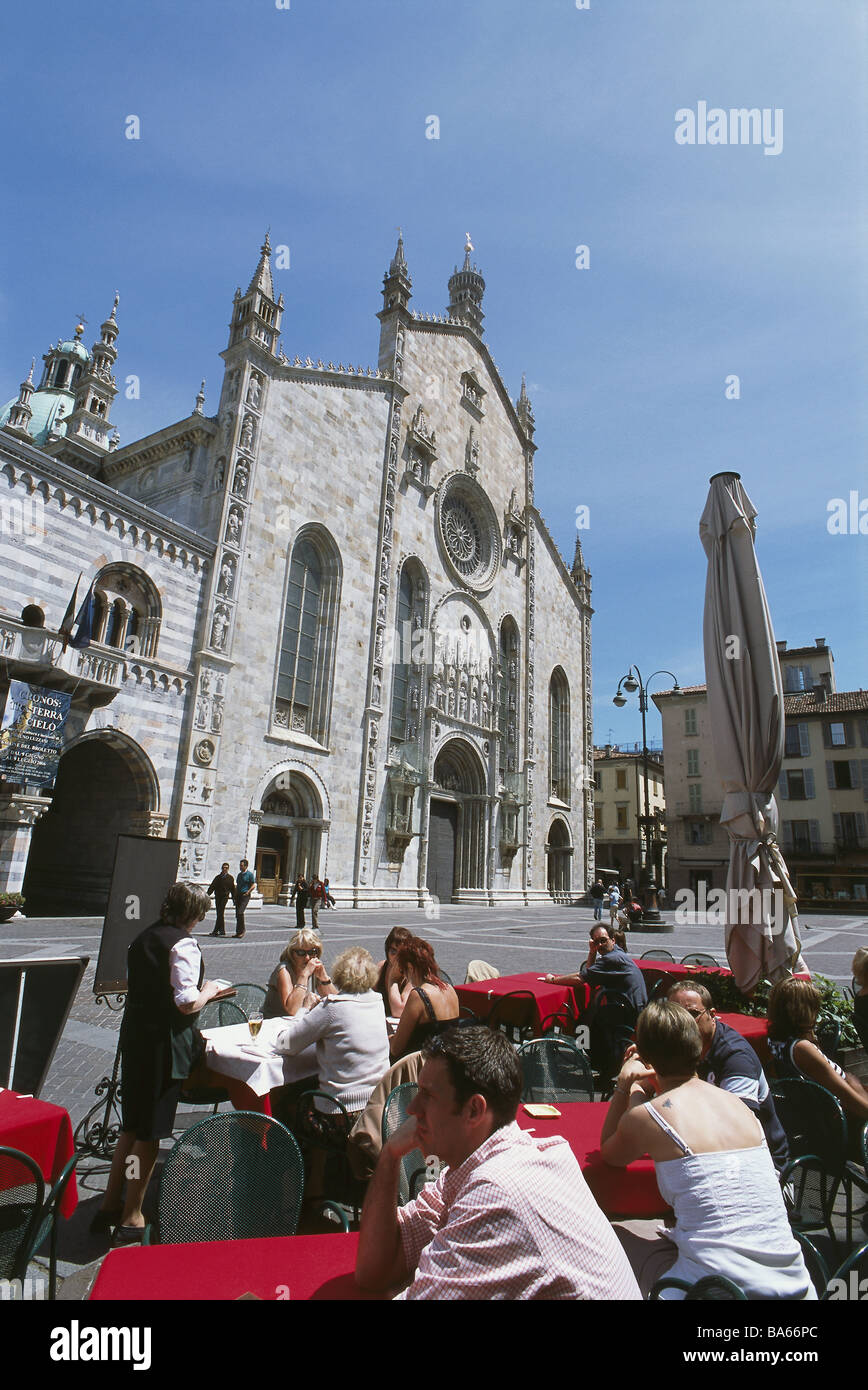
[219,557,235,596]
[246,374,262,408]
[240,414,255,451]
[232,458,249,497]
[210,606,229,650]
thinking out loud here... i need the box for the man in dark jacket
[289,873,308,930]
[668,982,789,1171]
[546,925,648,1080]
[207,863,235,936]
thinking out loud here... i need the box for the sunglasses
[292,948,320,958]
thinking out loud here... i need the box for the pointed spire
[516,374,535,434]
[4,359,36,437]
[246,231,275,299]
[462,232,474,269]
[194,380,206,415]
[390,227,408,276]
[447,235,485,335]
[380,226,413,315]
[571,534,591,601]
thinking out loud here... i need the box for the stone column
[0,793,50,895]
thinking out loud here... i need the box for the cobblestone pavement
[2,901,864,1295]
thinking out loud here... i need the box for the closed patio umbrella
[700,472,804,993]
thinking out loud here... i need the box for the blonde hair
[635,1000,702,1075]
[852,947,868,987]
[767,978,820,1041]
[161,882,210,926]
[332,946,378,995]
[280,927,323,966]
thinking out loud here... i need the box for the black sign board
[94,834,182,995]
[0,680,72,786]
[0,956,89,1096]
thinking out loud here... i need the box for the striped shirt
[395,1121,641,1300]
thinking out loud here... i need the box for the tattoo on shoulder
[662,1099,672,1108]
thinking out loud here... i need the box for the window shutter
[799,723,811,756]
[859,718,868,747]
[862,761,868,803]
[778,773,788,800]
[850,760,861,789]
[808,820,821,851]
[844,721,854,746]
[833,813,842,843]
[804,768,815,799]
[781,821,793,849]
[856,812,866,841]
[822,724,832,749]
[826,761,836,790]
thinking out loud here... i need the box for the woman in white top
[274,946,390,1119]
[601,1000,814,1300]
[262,927,338,1018]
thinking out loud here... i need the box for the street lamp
[612,665,679,924]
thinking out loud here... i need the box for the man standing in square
[234,858,255,938]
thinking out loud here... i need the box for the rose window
[443,498,482,574]
[435,474,500,592]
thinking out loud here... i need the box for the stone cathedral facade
[0,235,594,912]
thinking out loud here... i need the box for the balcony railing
[0,618,123,700]
[783,840,868,860]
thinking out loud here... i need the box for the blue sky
[2,0,865,746]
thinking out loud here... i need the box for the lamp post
[613,666,679,925]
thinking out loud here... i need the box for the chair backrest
[197,999,248,1030]
[0,1147,45,1281]
[517,1038,594,1103]
[680,953,720,968]
[296,1090,353,1147]
[231,983,267,1020]
[649,1273,747,1300]
[486,991,537,1043]
[639,949,675,963]
[815,1016,840,1062]
[382,1082,427,1205]
[539,1010,575,1037]
[157,1112,304,1243]
[437,968,454,988]
[770,1078,848,1174]
[792,1230,830,1298]
[825,1240,868,1299]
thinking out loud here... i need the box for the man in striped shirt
[355,1026,641,1300]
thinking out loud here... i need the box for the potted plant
[0,891,25,922]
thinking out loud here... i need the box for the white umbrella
[700,472,804,993]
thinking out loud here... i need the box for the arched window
[549,667,570,802]
[275,530,341,743]
[389,560,428,745]
[93,563,162,656]
[498,617,520,777]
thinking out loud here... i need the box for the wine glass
[248,1011,264,1042]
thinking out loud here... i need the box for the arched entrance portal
[546,818,572,898]
[23,734,157,915]
[427,740,487,902]
[254,774,324,904]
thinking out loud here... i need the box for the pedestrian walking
[234,858,255,938]
[590,878,605,922]
[207,862,235,936]
[308,875,326,930]
[607,883,621,928]
[289,873,308,929]
[323,877,336,908]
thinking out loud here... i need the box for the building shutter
[859,718,868,747]
[808,820,821,851]
[856,812,866,842]
[781,821,793,849]
[799,723,811,756]
[862,761,868,803]
[826,761,836,789]
[850,760,861,789]
[778,774,788,801]
[822,724,832,749]
[804,768,815,799]
[833,813,842,843]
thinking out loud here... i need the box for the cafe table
[717,1011,772,1067]
[89,1231,383,1301]
[0,1089,78,1217]
[516,1100,669,1219]
[199,1016,320,1115]
[455,971,590,1031]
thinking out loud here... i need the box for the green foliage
[689,970,860,1051]
[0,892,25,910]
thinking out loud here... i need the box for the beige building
[652,639,868,907]
[592,746,665,889]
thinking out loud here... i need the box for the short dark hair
[240,858,248,867]
[667,981,714,1010]
[422,1026,522,1129]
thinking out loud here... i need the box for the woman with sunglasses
[375,926,414,1018]
[263,928,337,1018]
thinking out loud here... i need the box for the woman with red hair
[389,935,459,1061]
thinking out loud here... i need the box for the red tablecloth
[717,1012,772,1066]
[90,1231,382,1301]
[455,972,589,1030]
[516,1100,668,1218]
[0,1091,78,1217]
[636,959,731,982]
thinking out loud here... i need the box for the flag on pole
[58,573,82,650]
[69,579,96,650]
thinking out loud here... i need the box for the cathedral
[0,234,594,913]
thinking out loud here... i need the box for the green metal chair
[0,1148,44,1283]
[381,1083,427,1205]
[639,949,675,963]
[197,999,248,1029]
[295,1090,365,1222]
[517,1037,595,1103]
[231,982,267,1019]
[539,1009,576,1037]
[649,1274,747,1300]
[823,1240,868,1299]
[791,1230,830,1298]
[485,991,537,1045]
[146,1110,344,1244]
[19,1152,79,1299]
[437,969,454,988]
[680,953,720,968]
[773,1078,850,1248]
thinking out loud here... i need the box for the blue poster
[0,681,72,787]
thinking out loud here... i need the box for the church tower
[377,230,413,373]
[447,235,486,336]
[3,361,36,438]
[55,295,121,471]
[227,232,284,358]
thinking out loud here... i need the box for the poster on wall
[0,680,71,787]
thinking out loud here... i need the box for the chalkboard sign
[0,956,88,1096]
[94,834,182,995]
